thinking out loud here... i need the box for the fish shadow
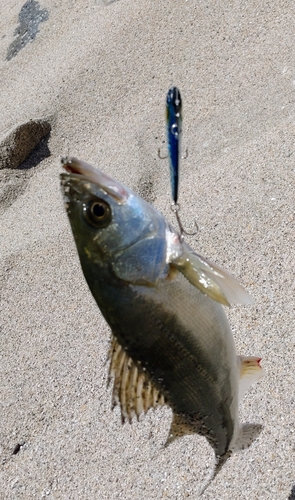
[234,423,263,451]
[288,484,295,500]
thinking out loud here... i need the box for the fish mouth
[61,156,128,204]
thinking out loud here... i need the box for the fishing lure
[160,86,183,203]
[158,87,196,240]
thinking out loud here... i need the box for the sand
[0,0,294,498]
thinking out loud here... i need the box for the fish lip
[61,156,129,204]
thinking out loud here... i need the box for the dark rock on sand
[0,119,51,170]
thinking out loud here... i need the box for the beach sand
[0,0,294,498]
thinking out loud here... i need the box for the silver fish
[60,157,264,491]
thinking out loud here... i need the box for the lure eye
[83,199,112,228]
[171,123,179,137]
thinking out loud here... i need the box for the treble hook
[157,147,188,160]
[158,148,168,159]
[171,202,198,242]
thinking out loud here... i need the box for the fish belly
[86,264,239,457]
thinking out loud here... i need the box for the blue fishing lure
[160,87,195,239]
[166,86,183,204]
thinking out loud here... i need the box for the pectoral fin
[173,246,253,306]
[108,335,166,423]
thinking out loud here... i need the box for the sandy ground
[1,0,295,498]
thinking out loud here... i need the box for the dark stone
[0,119,51,170]
[0,124,51,214]
[12,443,25,455]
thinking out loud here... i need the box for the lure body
[166,86,182,203]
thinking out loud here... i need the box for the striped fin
[108,335,166,423]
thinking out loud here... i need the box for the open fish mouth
[61,156,129,204]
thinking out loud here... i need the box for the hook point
[171,202,198,240]
[181,148,188,160]
[158,147,168,159]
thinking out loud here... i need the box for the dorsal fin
[165,412,196,447]
[108,335,166,423]
[165,413,234,495]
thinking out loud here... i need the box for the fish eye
[83,199,112,228]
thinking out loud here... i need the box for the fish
[60,156,264,492]
[166,86,183,204]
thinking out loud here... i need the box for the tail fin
[198,357,264,495]
[199,450,232,496]
[199,423,263,495]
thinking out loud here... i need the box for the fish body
[166,86,182,203]
[60,157,264,486]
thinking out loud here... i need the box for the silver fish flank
[60,157,264,490]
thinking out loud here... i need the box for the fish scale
[105,275,235,457]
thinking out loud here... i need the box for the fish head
[60,157,173,285]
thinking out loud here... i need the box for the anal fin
[108,335,166,423]
[238,355,265,401]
